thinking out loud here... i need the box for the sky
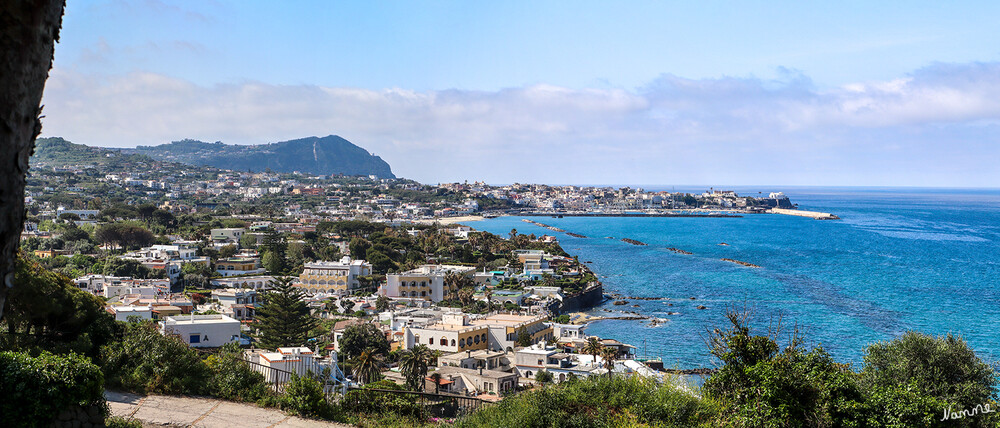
[39,0,1000,187]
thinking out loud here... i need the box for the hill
[125,135,395,178]
[31,137,156,167]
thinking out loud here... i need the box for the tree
[339,323,390,361]
[261,250,285,274]
[352,348,385,385]
[101,257,154,279]
[339,298,354,314]
[702,308,868,427]
[254,277,317,349]
[516,327,532,348]
[860,331,999,427]
[349,237,370,259]
[535,369,553,386]
[0,0,66,320]
[0,257,117,360]
[58,212,80,222]
[95,223,154,251]
[600,347,617,378]
[218,244,238,259]
[238,232,258,249]
[582,337,603,364]
[399,345,432,390]
[375,295,390,312]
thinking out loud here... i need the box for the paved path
[105,391,352,428]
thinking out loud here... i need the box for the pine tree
[255,277,317,349]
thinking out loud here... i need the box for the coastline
[413,215,485,225]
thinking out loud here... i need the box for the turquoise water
[469,187,1000,369]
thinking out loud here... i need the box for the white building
[381,264,475,302]
[210,228,245,244]
[159,314,242,348]
[110,305,153,322]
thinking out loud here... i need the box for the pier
[769,208,840,220]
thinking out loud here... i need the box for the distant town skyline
[39,1,1000,187]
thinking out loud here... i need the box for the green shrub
[860,331,1000,427]
[105,416,142,428]
[0,351,107,428]
[342,379,423,419]
[456,376,715,428]
[279,374,337,420]
[206,342,272,402]
[101,320,211,394]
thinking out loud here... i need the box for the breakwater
[769,208,840,220]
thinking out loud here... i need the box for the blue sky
[40,0,1000,186]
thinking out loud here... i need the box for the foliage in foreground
[205,342,271,402]
[1,257,119,361]
[102,320,212,394]
[0,351,107,428]
[279,374,339,420]
[342,379,424,419]
[456,376,717,428]
[703,309,999,428]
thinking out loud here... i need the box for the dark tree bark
[0,0,65,320]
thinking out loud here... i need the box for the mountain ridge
[34,135,395,178]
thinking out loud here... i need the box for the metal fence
[242,358,346,396]
[343,387,495,418]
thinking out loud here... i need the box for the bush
[105,416,142,428]
[456,376,715,427]
[279,374,337,420]
[101,320,211,394]
[0,351,107,428]
[860,331,1000,427]
[342,379,423,419]
[205,342,272,402]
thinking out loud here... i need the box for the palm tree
[582,337,603,365]
[429,372,443,394]
[399,344,431,390]
[457,287,474,308]
[600,347,617,378]
[352,348,384,385]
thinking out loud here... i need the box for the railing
[343,387,495,418]
[242,357,347,396]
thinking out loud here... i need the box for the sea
[468,187,1000,370]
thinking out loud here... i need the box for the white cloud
[39,62,1000,186]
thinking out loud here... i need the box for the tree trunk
[0,0,65,320]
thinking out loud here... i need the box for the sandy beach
[413,215,485,226]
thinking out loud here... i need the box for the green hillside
[127,135,395,178]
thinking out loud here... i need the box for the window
[474,335,480,344]
[428,337,433,344]
[460,338,466,347]
[440,337,447,346]
[451,339,456,346]
[189,334,200,344]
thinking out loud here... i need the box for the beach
[413,215,485,225]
